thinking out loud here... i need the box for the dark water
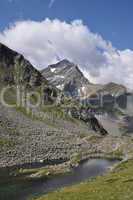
[0,159,118,200]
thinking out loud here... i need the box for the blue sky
[0,0,133,49]
[0,0,133,88]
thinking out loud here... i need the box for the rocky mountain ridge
[0,43,59,105]
[41,59,127,99]
[41,59,91,98]
[41,59,129,111]
[0,43,47,87]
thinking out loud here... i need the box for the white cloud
[49,0,56,8]
[0,18,133,89]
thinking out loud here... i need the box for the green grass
[108,149,124,158]
[70,153,82,166]
[17,163,71,179]
[34,159,133,200]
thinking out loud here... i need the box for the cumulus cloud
[0,18,133,89]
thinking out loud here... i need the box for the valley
[0,43,133,200]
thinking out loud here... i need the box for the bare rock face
[41,59,90,98]
[66,106,108,135]
[0,43,58,104]
[0,43,47,87]
[0,43,16,84]
[100,82,127,96]
[41,60,128,110]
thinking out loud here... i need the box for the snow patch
[51,68,56,73]
[78,86,87,98]
[55,75,65,79]
[56,84,64,90]
[82,86,86,92]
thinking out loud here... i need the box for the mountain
[98,82,127,96]
[0,43,58,104]
[0,43,47,87]
[0,43,98,168]
[41,60,127,107]
[0,43,131,169]
[41,59,93,98]
[1,43,133,200]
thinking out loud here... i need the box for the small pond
[0,158,118,200]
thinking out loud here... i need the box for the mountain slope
[41,59,92,97]
[0,43,59,106]
[42,60,127,98]
[0,43,48,87]
[0,43,96,167]
[98,82,127,96]
[42,60,127,110]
